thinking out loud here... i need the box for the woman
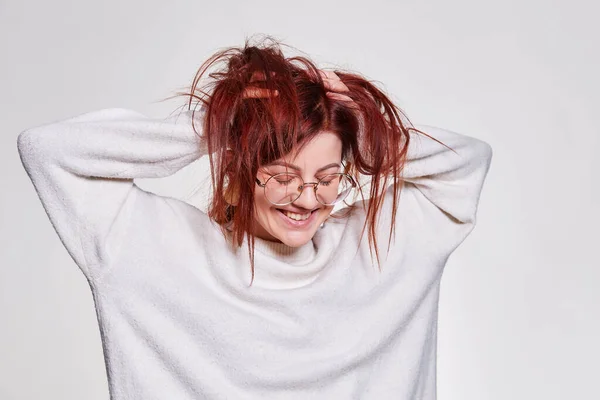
[17,38,493,399]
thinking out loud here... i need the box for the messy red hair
[168,35,447,285]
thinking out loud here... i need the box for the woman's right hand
[242,71,279,99]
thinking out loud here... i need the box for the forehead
[275,131,342,165]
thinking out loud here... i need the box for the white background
[1,0,598,399]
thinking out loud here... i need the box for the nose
[292,183,320,209]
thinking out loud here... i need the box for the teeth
[282,210,311,221]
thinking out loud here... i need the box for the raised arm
[402,123,493,225]
[17,107,208,281]
[369,123,493,261]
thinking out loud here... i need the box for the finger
[328,80,350,92]
[242,87,279,99]
[250,70,277,82]
[319,70,339,81]
[326,92,359,108]
[319,70,350,92]
[326,91,353,102]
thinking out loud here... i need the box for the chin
[278,231,316,247]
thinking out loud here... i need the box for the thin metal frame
[255,172,357,206]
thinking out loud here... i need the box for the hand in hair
[318,70,354,103]
[241,70,355,105]
[242,71,279,99]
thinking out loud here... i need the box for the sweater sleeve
[401,123,493,225]
[366,123,493,261]
[16,107,208,281]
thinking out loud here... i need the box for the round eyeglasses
[255,172,357,206]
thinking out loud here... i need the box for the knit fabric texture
[17,106,493,399]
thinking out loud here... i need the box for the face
[252,131,343,247]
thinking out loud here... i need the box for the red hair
[167,35,449,285]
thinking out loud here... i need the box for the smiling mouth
[276,209,316,221]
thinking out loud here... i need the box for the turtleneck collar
[252,236,317,265]
[223,221,327,289]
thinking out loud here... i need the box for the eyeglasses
[255,172,357,206]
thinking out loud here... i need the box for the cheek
[254,195,276,222]
[253,189,268,209]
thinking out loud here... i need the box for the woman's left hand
[319,70,355,103]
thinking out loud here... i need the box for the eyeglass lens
[264,173,353,206]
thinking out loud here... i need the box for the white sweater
[17,106,493,399]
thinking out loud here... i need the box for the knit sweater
[17,106,493,399]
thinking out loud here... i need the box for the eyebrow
[266,161,342,173]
